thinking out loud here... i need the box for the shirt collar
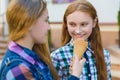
[8,41,39,65]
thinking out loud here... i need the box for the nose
[75,29,80,34]
[75,26,81,34]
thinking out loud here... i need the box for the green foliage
[118,10,120,30]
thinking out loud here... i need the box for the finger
[80,58,86,63]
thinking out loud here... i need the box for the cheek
[85,27,93,37]
[86,28,92,33]
[30,26,43,41]
[67,27,75,36]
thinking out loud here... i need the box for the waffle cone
[73,38,88,59]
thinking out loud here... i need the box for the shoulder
[0,57,34,80]
[103,48,111,64]
[103,48,110,57]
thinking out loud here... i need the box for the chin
[36,40,46,44]
[41,40,46,44]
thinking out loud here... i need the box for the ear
[93,17,97,28]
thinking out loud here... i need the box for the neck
[15,37,34,50]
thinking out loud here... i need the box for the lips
[74,35,84,39]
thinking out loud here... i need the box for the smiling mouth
[74,35,84,39]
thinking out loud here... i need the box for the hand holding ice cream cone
[70,37,88,77]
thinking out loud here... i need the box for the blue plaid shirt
[51,40,112,80]
[0,41,53,80]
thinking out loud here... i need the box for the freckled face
[66,11,96,41]
[29,9,50,44]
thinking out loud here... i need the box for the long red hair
[61,0,107,80]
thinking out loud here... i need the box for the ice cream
[73,38,88,59]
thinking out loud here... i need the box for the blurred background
[0,0,120,80]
